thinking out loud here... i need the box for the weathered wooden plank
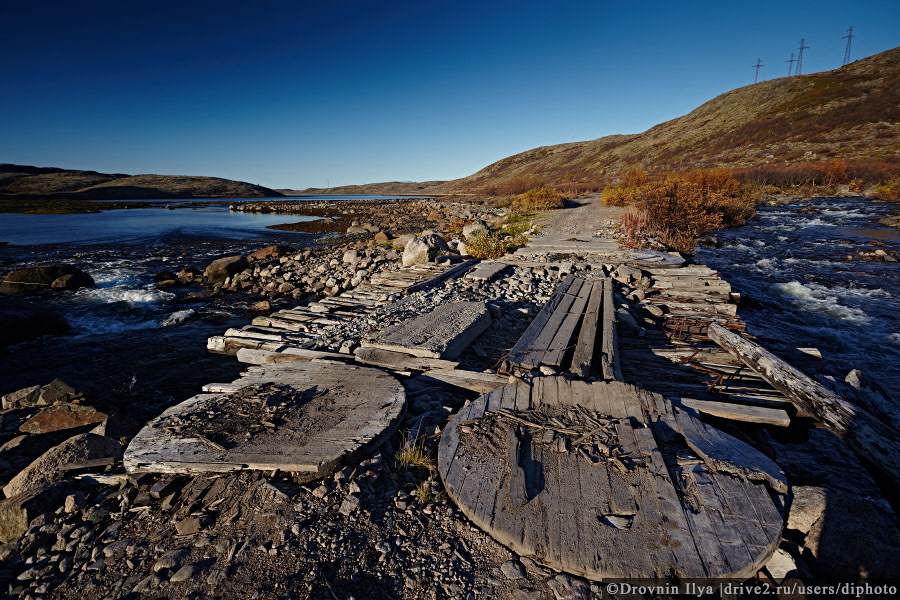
[600,279,617,381]
[709,322,900,486]
[353,347,460,371]
[680,398,791,427]
[673,406,788,493]
[569,279,605,378]
[519,278,584,370]
[542,277,593,368]
[504,275,576,371]
[417,369,507,394]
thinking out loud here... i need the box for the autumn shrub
[874,177,900,201]
[464,231,526,259]
[509,187,564,215]
[612,168,758,254]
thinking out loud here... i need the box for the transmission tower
[785,52,797,76]
[843,26,854,66]
[752,58,764,83]
[797,38,809,75]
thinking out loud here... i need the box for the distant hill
[0,165,282,199]
[448,46,900,191]
[286,181,447,196]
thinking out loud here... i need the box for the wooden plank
[504,275,576,371]
[353,347,460,371]
[672,406,788,493]
[708,322,900,486]
[569,279,605,378]
[542,276,593,368]
[680,398,791,427]
[235,348,349,365]
[416,369,507,394]
[406,258,479,293]
[124,362,405,481]
[519,278,584,370]
[600,279,617,381]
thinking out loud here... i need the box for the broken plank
[569,278,605,379]
[709,322,900,487]
[680,398,791,427]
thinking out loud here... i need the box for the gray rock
[500,559,526,580]
[401,234,450,267]
[548,573,591,600]
[615,307,641,335]
[342,250,359,264]
[153,548,191,573]
[765,547,799,583]
[786,486,827,534]
[1,385,41,410]
[0,264,94,295]
[339,496,361,516]
[462,221,488,240]
[170,562,202,583]
[3,433,122,499]
[204,255,248,284]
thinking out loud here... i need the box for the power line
[785,52,797,76]
[751,58,764,83]
[843,26,854,66]
[796,38,810,75]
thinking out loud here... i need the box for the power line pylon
[752,58,764,83]
[843,26,854,66]
[797,38,810,75]
[786,52,797,76]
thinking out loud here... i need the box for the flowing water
[696,197,900,401]
[0,202,325,417]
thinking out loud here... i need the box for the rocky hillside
[0,165,283,199]
[449,46,900,191]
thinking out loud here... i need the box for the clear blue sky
[1,0,897,189]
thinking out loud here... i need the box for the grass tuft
[394,434,434,471]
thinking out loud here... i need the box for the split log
[708,323,900,486]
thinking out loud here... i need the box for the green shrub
[875,177,900,201]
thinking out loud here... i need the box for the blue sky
[1,0,898,189]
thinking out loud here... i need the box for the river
[696,196,900,401]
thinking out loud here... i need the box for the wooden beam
[569,279,605,378]
[680,398,791,427]
[708,322,900,486]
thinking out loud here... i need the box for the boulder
[0,300,70,346]
[462,221,488,240]
[374,231,389,243]
[393,233,416,250]
[0,482,69,543]
[1,385,41,410]
[177,266,202,279]
[342,249,359,264]
[346,225,368,234]
[154,271,178,283]
[401,234,450,267]
[248,245,294,261]
[3,433,122,499]
[203,255,248,284]
[19,403,107,435]
[248,300,271,313]
[0,265,94,295]
[37,378,78,405]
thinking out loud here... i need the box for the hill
[287,181,448,196]
[447,46,900,192]
[0,165,283,199]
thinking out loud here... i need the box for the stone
[462,221,488,240]
[64,493,87,513]
[153,271,178,283]
[1,385,41,410]
[339,496,361,516]
[500,559,526,580]
[547,573,591,600]
[249,300,271,313]
[170,562,202,582]
[153,548,191,573]
[19,403,107,434]
[0,482,68,543]
[374,231,389,242]
[401,234,450,267]
[764,548,799,583]
[174,516,203,535]
[248,245,294,261]
[0,264,94,295]
[2,434,122,499]
[204,255,248,284]
[178,266,202,279]
[37,378,78,405]
[615,308,641,335]
[614,265,642,282]
[346,225,368,234]
[342,250,359,264]
[363,302,491,360]
[393,233,416,250]
[786,486,827,534]
[312,485,330,499]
